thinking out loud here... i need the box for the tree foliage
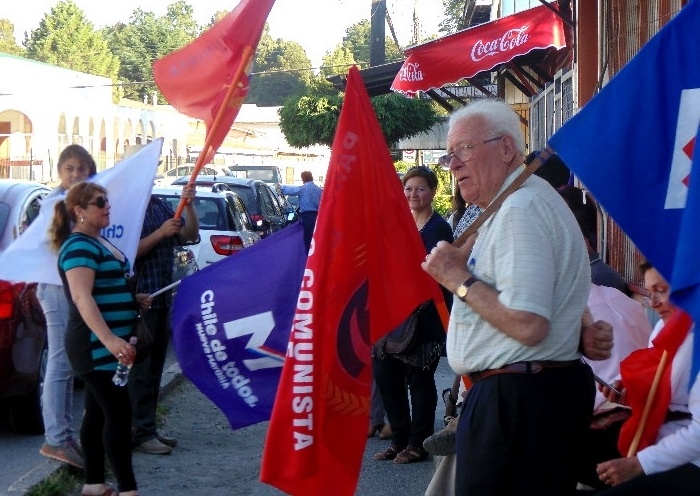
[440,0,468,34]
[247,28,313,107]
[279,80,439,148]
[0,19,24,56]
[103,1,199,103]
[24,0,120,99]
[320,20,403,77]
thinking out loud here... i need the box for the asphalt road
[1,353,454,495]
[126,358,454,496]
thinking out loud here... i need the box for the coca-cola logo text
[471,25,530,62]
[398,62,423,82]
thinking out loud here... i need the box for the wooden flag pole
[626,350,669,457]
[173,45,255,219]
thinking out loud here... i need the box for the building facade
[0,53,330,185]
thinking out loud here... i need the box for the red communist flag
[618,309,693,456]
[259,65,445,495]
[153,0,275,163]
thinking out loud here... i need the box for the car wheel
[7,341,47,434]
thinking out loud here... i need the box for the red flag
[617,309,693,455]
[153,0,275,163]
[260,66,445,495]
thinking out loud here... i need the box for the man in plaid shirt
[129,184,199,454]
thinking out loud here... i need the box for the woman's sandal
[82,483,118,496]
[393,445,429,464]
[373,444,403,461]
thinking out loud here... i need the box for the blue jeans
[37,283,77,446]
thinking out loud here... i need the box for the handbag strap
[452,147,551,248]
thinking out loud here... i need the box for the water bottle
[112,337,137,387]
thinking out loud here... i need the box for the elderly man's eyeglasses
[87,196,109,208]
[438,136,503,169]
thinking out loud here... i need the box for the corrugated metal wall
[596,0,685,286]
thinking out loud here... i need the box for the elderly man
[423,99,594,495]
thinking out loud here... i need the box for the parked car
[172,176,296,237]
[155,164,231,185]
[0,179,52,433]
[152,185,261,268]
[226,165,283,186]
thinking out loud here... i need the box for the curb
[5,361,183,495]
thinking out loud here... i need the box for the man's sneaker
[39,442,85,469]
[134,437,173,455]
[156,433,178,448]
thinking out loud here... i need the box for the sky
[5,0,445,69]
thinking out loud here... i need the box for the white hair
[449,99,526,158]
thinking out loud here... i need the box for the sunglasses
[87,196,109,208]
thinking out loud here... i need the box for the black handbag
[125,275,153,355]
[373,302,430,359]
[132,310,153,355]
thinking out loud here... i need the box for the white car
[154,164,231,186]
[151,186,261,268]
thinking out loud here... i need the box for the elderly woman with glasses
[372,165,453,464]
[49,182,150,496]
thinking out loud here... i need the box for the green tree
[279,80,440,148]
[24,0,120,99]
[319,45,356,79]
[0,19,24,56]
[247,28,312,107]
[103,1,199,102]
[440,0,468,34]
[320,20,403,77]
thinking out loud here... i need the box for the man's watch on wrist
[455,276,479,302]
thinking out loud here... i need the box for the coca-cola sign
[398,62,424,82]
[471,25,531,62]
[391,4,565,95]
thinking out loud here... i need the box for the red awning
[391,4,566,96]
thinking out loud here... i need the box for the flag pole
[626,350,669,457]
[173,45,255,219]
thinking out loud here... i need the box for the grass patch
[25,468,80,496]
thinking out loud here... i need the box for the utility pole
[369,0,386,66]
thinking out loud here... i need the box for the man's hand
[181,184,196,205]
[157,218,184,239]
[581,320,614,360]
[422,240,472,292]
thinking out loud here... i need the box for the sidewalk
[4,355,183,496]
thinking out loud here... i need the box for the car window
[228,167,281,184]
[19,196,43,235]
[259,185,281,216]
[194,198,225,230]
[0,202,10,240]
[224,185,257,214]
[154,194,225,231]
[224,194,248,231]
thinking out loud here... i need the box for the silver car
[0,179,52,433]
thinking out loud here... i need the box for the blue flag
[548,0,700,376]
[171,222,306,429]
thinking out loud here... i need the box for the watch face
[456,285,467,299]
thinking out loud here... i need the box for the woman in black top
[373,166,453,464]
